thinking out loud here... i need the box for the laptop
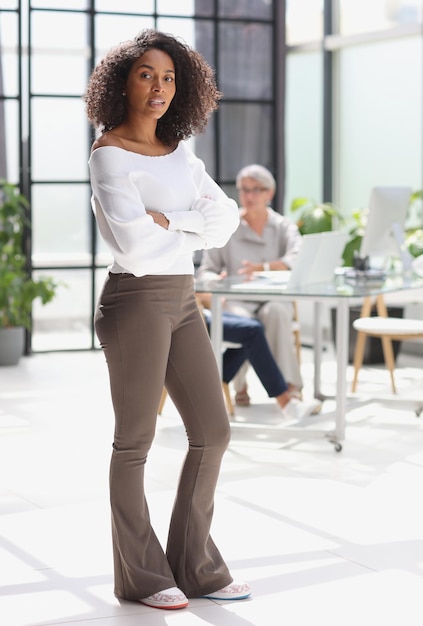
[231,230,348,291]
[286,231,348,288]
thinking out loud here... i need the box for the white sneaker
[140,586,188,610]
[280,397,321,423]
[203,581,251,600]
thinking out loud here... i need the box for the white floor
[1,343,423,626]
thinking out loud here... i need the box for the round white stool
[352,316,423,393]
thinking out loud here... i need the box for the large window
[285,50,323,212]
[338,0,422,36]
[285,0,422,222]
[0,1,20,182]
[4,1,422,354]
[0,0,280,352]
[336,34,422,215]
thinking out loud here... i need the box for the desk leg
[210,294,223,377]
[334,298,349,443]
[313,301,323,399]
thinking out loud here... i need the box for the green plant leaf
[0,181,58,329]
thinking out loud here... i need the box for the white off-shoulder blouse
[89,141,239,277]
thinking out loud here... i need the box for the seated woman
[202,308,320,422]
[196,164,303,407]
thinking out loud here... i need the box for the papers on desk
[232,271,292,290]
[253,270,292,283]
[254,270,291,284]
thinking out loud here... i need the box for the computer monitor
[359,186,412,265]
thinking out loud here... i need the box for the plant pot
[0,327,25,366]
[331,306,404,364]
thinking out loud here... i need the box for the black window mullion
[323,0,333,204]
[88,0,96,349]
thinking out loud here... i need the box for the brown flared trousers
[95,273,232,601]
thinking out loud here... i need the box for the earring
[122,90,126,96]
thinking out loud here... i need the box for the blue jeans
[203,310,288,398]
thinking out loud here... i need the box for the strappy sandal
[235,388,250,407]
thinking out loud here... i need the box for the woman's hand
[237,259,290,279]
[237,260,260,279]
[146,210,169,230]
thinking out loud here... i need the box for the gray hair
[236,164,276,192]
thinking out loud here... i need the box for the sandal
[235,388,250,407]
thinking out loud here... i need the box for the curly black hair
[85,29,221,145]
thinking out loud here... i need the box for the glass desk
[195,273,423,451]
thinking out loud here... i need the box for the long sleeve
[89,143,239,277]
[163,143,239,249]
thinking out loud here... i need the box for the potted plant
[291,191,423,265]
[0,180,58,365]
[337,190,423,266]
[290,197,344,235]
[404,190,423,260]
